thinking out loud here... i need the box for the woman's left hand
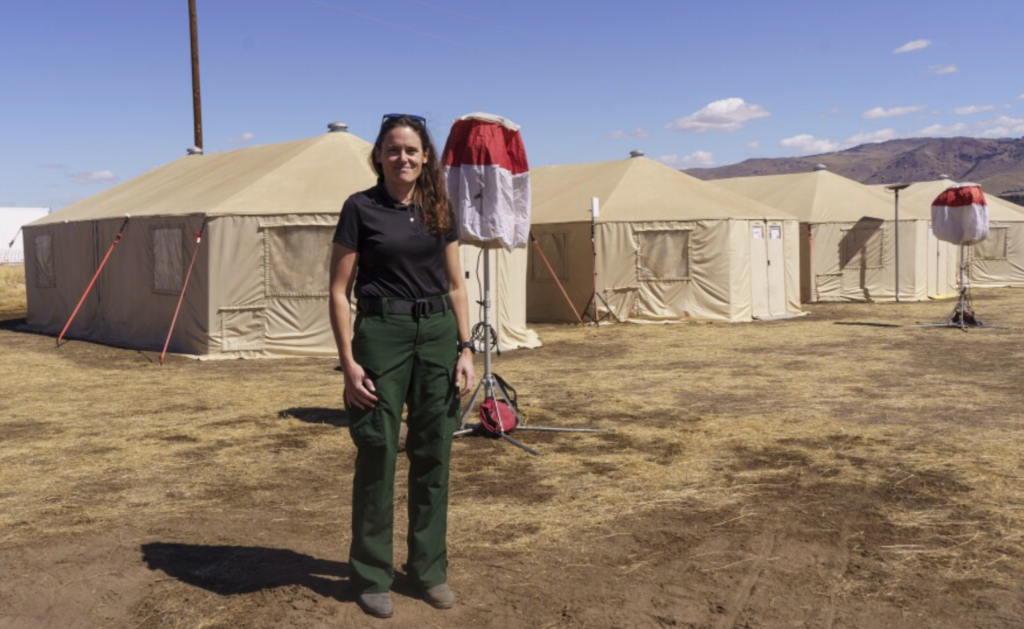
[454,351,475,398]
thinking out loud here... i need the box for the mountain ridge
[685,137,1024,197]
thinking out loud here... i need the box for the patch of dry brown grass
[0,263,26,318]
[0,284,1022,603]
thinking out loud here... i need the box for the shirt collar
[373,181,415,210]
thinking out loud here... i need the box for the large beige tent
[528,157,803,323]
[714,169,953,302]
[870,179,1024,289]
[23,127,539,358]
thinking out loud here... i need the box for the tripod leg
[458,378,486,430]
[501,434,540,456]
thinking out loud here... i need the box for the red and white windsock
[442,112,530,250]
[931,183,989,245]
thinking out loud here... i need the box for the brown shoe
[421,583,456,609]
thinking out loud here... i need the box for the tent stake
[160,218,207,365]
[57,216,130,347]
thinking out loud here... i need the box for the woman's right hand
[344,361,378,409]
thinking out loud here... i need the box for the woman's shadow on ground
[278,407,348,427]
[140,543,353,601]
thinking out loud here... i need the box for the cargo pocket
[348,403,387,448]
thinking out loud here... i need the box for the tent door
[750,221,770,318]
[927,225,952,298]
[927,225,938,296]
[766,222,787,316]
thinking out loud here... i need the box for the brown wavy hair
[370,115,452,236]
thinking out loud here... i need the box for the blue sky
[3,0,1023,210]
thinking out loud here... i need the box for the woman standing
[329,114,475,618]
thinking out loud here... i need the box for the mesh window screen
[34,233,55,288]
[265,226,333,297]
[529,232,569,281]
[974,227,1008,260]
[841,228,885,270]
[637,230,690,280]
[153,227,185,293]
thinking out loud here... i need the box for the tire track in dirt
[714,531,778,629]
[819,521,852,629]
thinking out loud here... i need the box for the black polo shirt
[333,183,459,300]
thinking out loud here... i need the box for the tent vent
[186,146,204,156]
[629,150,645,158]
[328,121,349,133]
[813,163,827,171]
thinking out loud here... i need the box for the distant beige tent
[714,169,955,302]
[23,127,538,358]
[870,179,1024,290]
[528,157,803,323]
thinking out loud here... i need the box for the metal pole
[590,210,598,320]
[188,0,203,150]
[894,189,900,302]
[483,246,493,385]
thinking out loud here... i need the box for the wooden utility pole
[188,0,203,150]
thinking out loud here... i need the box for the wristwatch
[457,340,475,354]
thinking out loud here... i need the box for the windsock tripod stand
[918,245,996,331]
[454,246,606,456]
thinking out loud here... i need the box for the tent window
[265,226,333,297]
[974,227,1008,260]
[153,227,185,294]
[530,232,569,281]
[637,230,690,281]
[34,233,55,288]
[840,227,885,270]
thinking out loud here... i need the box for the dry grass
[1,278,1023,623]
[0,263,25,318]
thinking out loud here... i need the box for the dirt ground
[2,267,1023,628]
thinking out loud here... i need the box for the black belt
[358,295,451,318]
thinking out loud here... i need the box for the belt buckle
[414,300,430,318]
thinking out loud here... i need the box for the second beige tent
[528,157,803,323]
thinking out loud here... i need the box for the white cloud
[929,64,959,75]
[666,98,770,133]
[893,39,931,54]
[656,151,716,168]
[916,122,968,137]
[780,134,839,154]
[954,105,995,115]
[747,141,760,149]
[979,116,1024,138]
[845,128,898,145]
[606,127,650,140]
[69,170,118,186]
[228,131,256,145]
[862,105,925,120]
[1018,94,1024,100]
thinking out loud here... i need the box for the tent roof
[531,157,796,224]
[713,169,927,222]
[868,180,1024,222]
[31,131,376,226]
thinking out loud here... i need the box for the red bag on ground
[479,398,517,436]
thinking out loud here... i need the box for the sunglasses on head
[381,113,426,125]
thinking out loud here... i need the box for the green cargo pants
[346,303,460,594]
